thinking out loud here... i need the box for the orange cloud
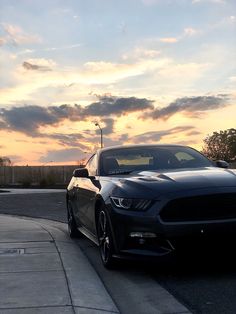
[159,37,178,43]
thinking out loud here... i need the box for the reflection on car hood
[108,167,236,197]
[138,167,236,185]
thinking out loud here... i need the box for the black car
[66,144,236,268]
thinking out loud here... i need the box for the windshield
[100,146,212,176]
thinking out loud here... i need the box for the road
[1,191,236,313]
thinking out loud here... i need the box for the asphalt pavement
[2,190,236,313]
[0,190,191,314]
[0,189,67,222]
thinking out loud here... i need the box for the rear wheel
[97,208,116,269]
[67,202,81,238]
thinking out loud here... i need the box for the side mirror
[215,160,229,169]
[73,168,89,178]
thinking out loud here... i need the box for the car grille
[160,193,236,222]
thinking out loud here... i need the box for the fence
[0,162,235,187]
[0,165,78,187]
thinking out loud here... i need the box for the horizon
[0,0,235,165]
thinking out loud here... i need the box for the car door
[77,154,100,233]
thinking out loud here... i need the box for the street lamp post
[94,122,103,148]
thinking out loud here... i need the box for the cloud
[183,28,198,37]
[82,58,170,84]
[0,56,172,106]
[159,27,198,44]
[0,121,7,128]
[0,95,228,138]
[2,50,208,107]
[39,148,84,163]
[93,126,199,147]
[44,43,82,51]
[22,62,52,72]
[83,95,154,117]
[158,62,208,80]
[44,133,86,148]
[101,118,115,135]
[229,16,236,22]
[122,48,161,61]
[0,37,7,46]
[159,37,179,43]
[0,105,60,135]
[0,95,153,135]
[0,23,41,46]
[185,130,202,136]
[131,126,196,143]
[141,95,230,120]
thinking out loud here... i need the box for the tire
[97,207,116,269]
[67,202,81,238]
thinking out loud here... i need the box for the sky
[0,0,235,165]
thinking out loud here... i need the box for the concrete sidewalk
[0,214,119,314]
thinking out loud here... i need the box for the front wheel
[97,208,116,269]
[67,202,81,238]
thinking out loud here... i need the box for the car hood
[107,167,236,198]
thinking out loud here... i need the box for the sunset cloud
[22,61,52,72]
[1,50,210,107]
[83,95,154,117]
[38,124,201,163]
[0,96,154,135]
[21,58,56,72]
[159,37,178,43]
[141,95,230,120]
[131,126,197,143]
[0,105,60,135]
[39,147,85,163]
[45,133,85,147]
[159,27,198,45]
[82,58,171,83]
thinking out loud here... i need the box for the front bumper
[105,187,236,257]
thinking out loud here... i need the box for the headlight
[110,197,153,211]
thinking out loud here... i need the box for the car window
[100,146,212,175]
[86,154,97,176]
[175,151,195,161]
[116,153,153,166]
[173,148,211,167]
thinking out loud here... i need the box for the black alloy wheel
[97,208,116,268]
[67,202,81,238]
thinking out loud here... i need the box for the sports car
[66,144,236,268]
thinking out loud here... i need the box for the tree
[77,158,86,168]
[202,128,236,162]
[0,157,11,166]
